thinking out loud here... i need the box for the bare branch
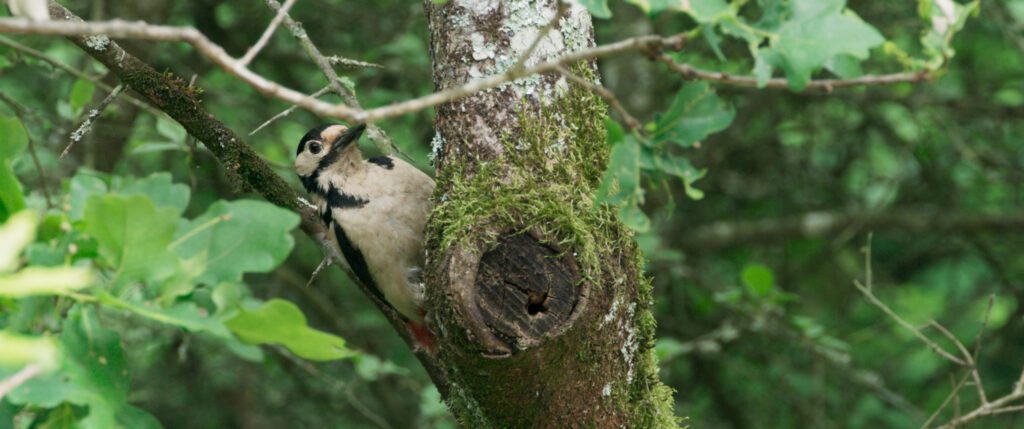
[928,320,986,405]
[250,84,332,136]
[0,13,362,120]
[555,65,642,130]
[62,84,125,159]
[326,55,383,69]
[511,0,567,71]
[656,54,930,91]
[853,279,966,366]
[362,33,689,122]
[921,372,972,429]
[682,208,1024,250]
[305,256,332,288]
[239,0,297,66]
[854,241,966,366]
[262,0,407,156]
[0,91,53,208]
[0,14,689,122]
[858,239,1024,429]
[0,364,42,400]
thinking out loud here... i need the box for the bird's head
[294,123,366,183]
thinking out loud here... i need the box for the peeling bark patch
[474,234,579,350]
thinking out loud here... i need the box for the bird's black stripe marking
[300,173,319,193]
[319,207,332,226]
[331,220,387,304]
[325,185,368,209]
[368,156,394,170]
[316,124,366,173]
[298,124,367,193]
[297,124,332,156]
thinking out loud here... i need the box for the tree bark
[423,1,678,427]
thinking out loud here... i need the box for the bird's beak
[332,124,366,152]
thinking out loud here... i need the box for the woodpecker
[6,0,49,20]
[295,124,435,350]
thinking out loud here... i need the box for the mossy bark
[424,1,679,427]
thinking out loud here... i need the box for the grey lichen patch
[470,33,497,61]
[85,35,110,51]
[429,131,446,164]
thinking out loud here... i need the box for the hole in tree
[527,290,548,316]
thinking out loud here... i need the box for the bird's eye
[309,142,323,155]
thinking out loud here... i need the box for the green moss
[429,74,617,287]
[429,66,680,427]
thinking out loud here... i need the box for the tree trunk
[423,1,678,427]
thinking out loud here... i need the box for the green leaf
[0,115,28,221]
[117,406,164,429]
[0,115,27,160]
[83,195,180,285]
[652,82,736,147]
[596,138,641,206]
[642,149,707,200]
[596,140,650,232]
[9,307,129,429]
[225,299,354,361]
[68,79,96,117]
[0,331,59,370]
[68,173,108,221]
[741,263,776,298]
[353,354,407,381]
[96,292,231,337]
[755,0,884,90]
[920,0,979,67]
[580,0,612,18]
[173,200,299,285]
[671,0,732,22]
[212,282,243,313]
[116,173,190,215]
[0,210,36,272]
[0,267,93,298]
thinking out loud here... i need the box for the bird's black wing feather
[331,221,387,305]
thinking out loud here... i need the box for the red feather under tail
[407,320,436,354]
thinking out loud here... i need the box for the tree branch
[40,2,448,395]
[260,0,401,156]
[239,0,297,66]
[656,54,930,91]
[682,209,1024,250]
[0,13,689,122]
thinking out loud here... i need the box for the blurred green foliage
[0,0,1021,428]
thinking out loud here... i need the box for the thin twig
[0,364,42,400]
[921,372,972,429]
[0,15,689,122]
[511,0,567,71]
[325,55,383,69]
[250,84,332,136]
[656,54,930,91]
[262,0,403,157]
[556,65,642,130]
[239,0,297,66]
[305,256,332,288]
[62,84,125,159]
[928,320,986,405]
[858,240,1024,429]
[853,280,965,366]
[0,91,52,208]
